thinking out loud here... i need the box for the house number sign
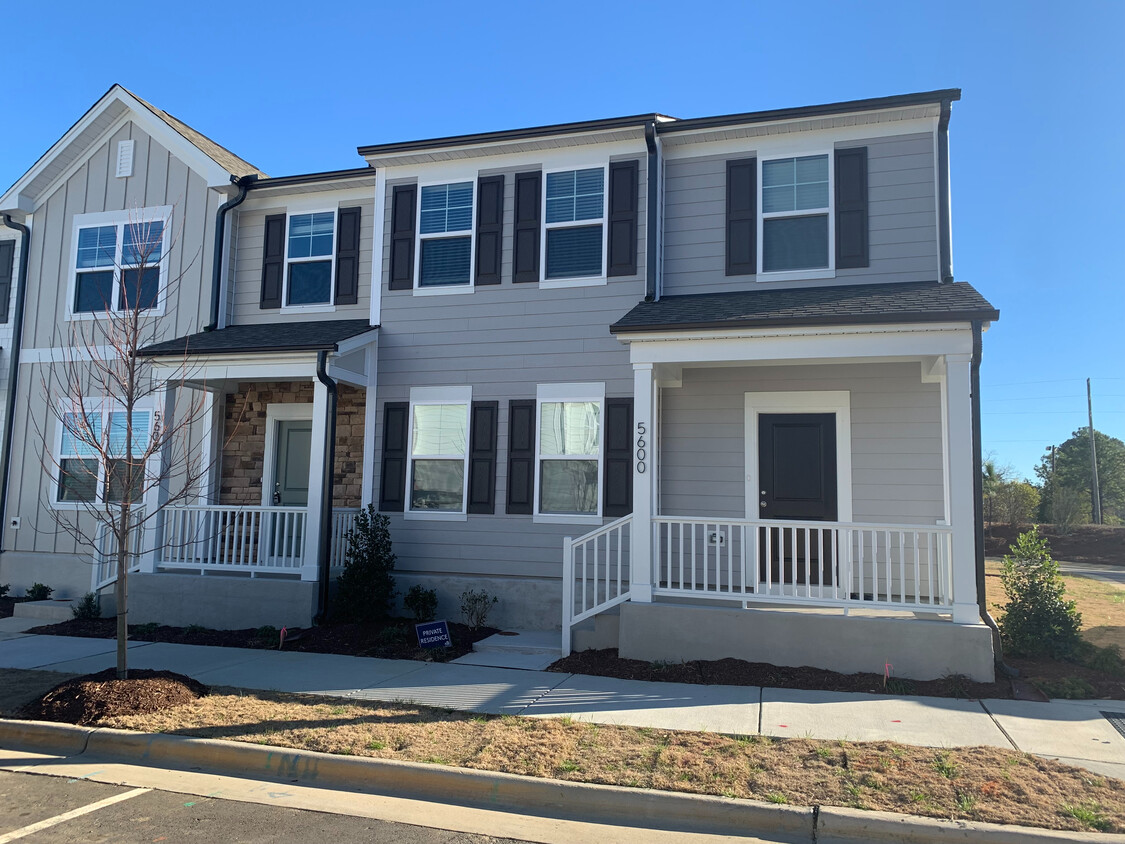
[636,422,647,473]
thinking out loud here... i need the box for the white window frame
[757,152,836,283]
[540,164,609,289]
[51,398,157,510]
[66,206,172,320]
[414,178,476,297]
[282,208,337,313]
[404,385,473,521]
[533,381,605,526]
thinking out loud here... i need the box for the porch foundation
[617,602,995,682]
[126,572,317,630]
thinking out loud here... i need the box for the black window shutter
[607,160,639,277]
[334,206,361,305]
[378,402,409,512]
[259,213,286,308]
[603,398,633,518]
[389,185,416,291]
[725,158,756,276]
[0,240,14,324]
[506,399,535,514]
[467,401,499,513]
[512,171,541,283]
[475,175,504,286]
[835,147,869,269]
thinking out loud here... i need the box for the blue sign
[415,620,452,649]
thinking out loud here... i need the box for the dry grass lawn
[93,688,1125,834]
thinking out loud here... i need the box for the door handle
[273,482,281,506]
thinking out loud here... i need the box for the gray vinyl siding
[659,362,945,524]
[662,132,938,295]
[372,159,647,583]
[230,198,374,324]
[0,234,21,438]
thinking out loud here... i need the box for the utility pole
[1087,378,1102,524]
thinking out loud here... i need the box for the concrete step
[13,599,79,622]
[451,650,559,671]
[471,629,561,656]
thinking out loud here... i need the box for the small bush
[459,589,497,631]
[132,622,159,638]
[1037,677,1097,699]
[334,505,397,624]
[404,585,438,623]
[998,527,1082,659]
[255,625,279,642]
[72,592,101,620]
[26,583,53,601]
[1074,642,1125,676]
[0,583,9,598]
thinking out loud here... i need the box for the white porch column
[140,386,177,574]
[360,345,378,507]
[302,378,330,581]
[945,353,980,623]
[631,363,655,602]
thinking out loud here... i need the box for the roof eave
[610,308,1000,336]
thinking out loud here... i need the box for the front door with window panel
[757,413,837,587]
[271,420,311,559]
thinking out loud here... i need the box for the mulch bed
[1007,655,1125,701]
[985,523,1125,566]
[19,668,207,726]
[27,617,498,662]
[550,649,1015,699]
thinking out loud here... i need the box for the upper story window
[71,208,170,316]
[418,182,473,288]
[285,211,335,305]
[544,167,605,281]
[761,155,829,272]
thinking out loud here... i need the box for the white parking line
[0,787,150,843]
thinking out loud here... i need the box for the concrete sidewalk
[1,628,1122,781]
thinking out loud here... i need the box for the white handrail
[562,514,633,656]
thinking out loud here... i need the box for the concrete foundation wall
[127,573,317,629]
[0,552,91,599]
[392,573,561,632]
[617,602,995,682]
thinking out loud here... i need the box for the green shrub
[1074,642,1125,676]
[404,585,438,622]
[71,592,101,620]
[998,527,1082,658]
[132,622,159,638]
[0,584,9,599]
[335,505,397,624]
[26,583,53,601]
[255,625,279,642]
[1036,677,1096,699]
[459,589,497,631]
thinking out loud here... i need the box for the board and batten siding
[662,132,938,295]
[372,159,647,584]
[659,362,945,524]
[230,197,375,324]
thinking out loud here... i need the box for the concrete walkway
[1,627,1122,781]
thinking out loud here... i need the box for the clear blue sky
[2,0,1122,481]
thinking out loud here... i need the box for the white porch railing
[93,508,146,589]
[160,504,309,574]
[653,517,953,611]
[330,507,361,575]
[562,514,632,656]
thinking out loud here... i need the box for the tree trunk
[115,507,129,680]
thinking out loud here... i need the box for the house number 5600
[636,422,647,473]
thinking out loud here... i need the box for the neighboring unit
[0,87,1000,681]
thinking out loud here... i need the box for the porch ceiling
[138,319,377,358]
[610,281,998,335]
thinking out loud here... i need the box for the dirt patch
[18,668,207,726]
[26,618,498,662]
[96,689,1125,833]
[549,650,1012,699]
[986,523,1125,567]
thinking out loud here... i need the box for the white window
[535,382,604,523]
[760,154,832,275]
[70,207,171,316]
[285,211,336,306]
[406,386,472,517]
[417,181,474,290]
[543,167,606,282]
[55,403,154,505]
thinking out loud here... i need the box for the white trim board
[743,390,853,523]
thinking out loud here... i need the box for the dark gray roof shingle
[138,320,376,357]
[610,282,998,334]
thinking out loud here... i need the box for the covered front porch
[564,287,999,680]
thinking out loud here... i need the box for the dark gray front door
[274,420,312,507]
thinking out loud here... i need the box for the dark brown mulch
[1007,655,1125,701]
[18,668,207,726]
[550,649,1015,700]
[27,618,498,663]
[985,523,1125,566]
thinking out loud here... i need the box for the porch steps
[12,599,80,622]
[452,629,562,672]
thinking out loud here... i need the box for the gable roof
[1,85,264,213]
[610,281,998,335]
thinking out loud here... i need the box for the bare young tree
[36,206,233,679]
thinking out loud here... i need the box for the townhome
[0,86,1000,682]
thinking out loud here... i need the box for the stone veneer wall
[220,381,365,507]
